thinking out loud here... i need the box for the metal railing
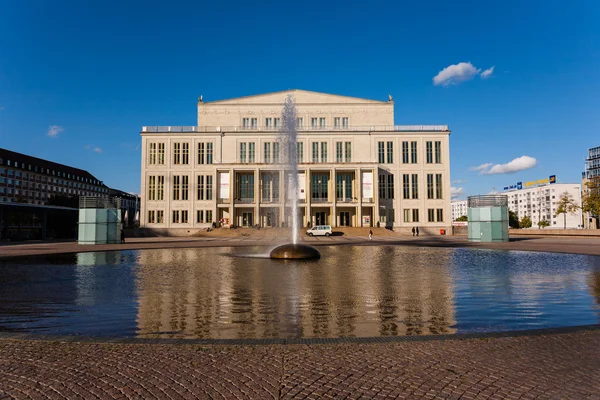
[336,197,357,203]
[235,198,255,204]
[142,125,450,133]
[311,198,330,203]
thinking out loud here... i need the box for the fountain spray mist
[279,95,299,244]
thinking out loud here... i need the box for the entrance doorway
[315,211,327,226]
[340,211,351,227]
[242,212,253,227]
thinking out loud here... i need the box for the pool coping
[1,324,598,346]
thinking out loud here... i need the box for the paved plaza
[1,232,600,399]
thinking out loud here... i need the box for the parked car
[306,225,332,236]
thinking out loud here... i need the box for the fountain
[269,95,320,260]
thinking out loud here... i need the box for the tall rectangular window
[297,142,304,163]
[320,142,327,163]
[378,142,385,163]
[311,118,318,129]
[427,174,434,199]
[410,141,417,163]
[157,143,165,164]
[379,174,385,199]
[411,174,418,199]
[197,210,204,223]
[207,143,213,164]
[157,210,164,223]
[243,118,250,129]
[403,174,410,199]
[274,118,280,129]
[240,142,247,163]
[248,143,255,163]
[412,209,419,222]
[435,141,441,163]
[148,176,156,200]
[387,141,393,164]
[273,142,279,163]
[181,175,189,200]
[297,118,303,128]
[173,143,181,165]
[157,176,164,200]
[435,174,443,199]
[342,117,348,128]
[336,142,343,163]
[426,141,433,164]
[387,174,394,199]
[251,118,257,129]
[311,174,328,200]
[206,210,213,223]
[404,209,411,222]
[149,143,157,164]
[334,117,341,128]
[206,175,213,200]
[436,208,444,222]
[319,118,326,128]
[312,142,319,162]
[264,143,271,164]
[172,210,179,223]
[345,142,351,163]
[182,143,189,164]
[402,141,409,163]
[198,143,205,164]
[181,210,188,224]
[428,209,435,222]
[265,118,272,129]
[197,176,204,200]
[148,210,156,224]
[173,176,181,200]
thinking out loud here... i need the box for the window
[404,209,411,222]
[410,141,417,163]
[297,142,304,162]
[197,210,204,223]
[411,174,418,199]
[274,118,280,129]
[173,143,180,164]
[173,176,180,200]
[297,118,303,128]
[435,174,442,199]
[412,209,419,222]
[426,141,433,164]
[311,118,318,128]
[428,209,435,222]
[319,118,326,128]
[148,210,156,224]
[334,117,341,128]
[249,142,255,163]
[312,142,319,162]
[378,142,385,163]
[265,118,272,129]
[403,174,410,199]
[206,175,213,200]
[387,174,394,199]
[181,176,189,200]
[157,176,164,200]
[435,141,441,163]
[197,142,214,164]
[197,176,204,200]
[240,142,247,163]
[172,210,179,223]
[379,174,385,199]
[148,176,156,200]
[264,143,271,164]
[436,208,444,222]
[312,174,328,200]
[251,118,257,128]
[402,141,409,163]
[387,142,393,164]
[273,142,280,163]
[243,118,250,129]
[320,142,327,163]
[336,142,343,162]
[427,174,434,199]
[345,142,351,163]
[149,143,157,164]
[342,117,348,128]
[182,143,189,164]
[157,210,164,223]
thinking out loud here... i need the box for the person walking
[412,227,415,236]
[120,228,126,244]
[416,226,419,237]
[369,228,373,241]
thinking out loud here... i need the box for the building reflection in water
[134,246,457,339]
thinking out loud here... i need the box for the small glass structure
[467,195,509,242]
[78,196,122,244]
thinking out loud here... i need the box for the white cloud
[451,186,464,200]
[452,179,468,184]
[433,62,481,86]
[47,125,64,138]
[481,66,495,79]
[93,147,102,153]
[471,156,537,175]
[469,163,492,172]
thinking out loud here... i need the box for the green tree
[509,210,520,228]
[582,179,600,228]
[520,215,532,228]
[455,215,468,222]
[538,219,550,229]
[555,191,579,229]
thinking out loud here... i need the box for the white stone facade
[139,90,451,233]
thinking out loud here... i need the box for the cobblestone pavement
[1,329,600,399]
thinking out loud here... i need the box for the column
[306,168,311,227]
[279,168,284,227]
[229,168,234,226]
[331,168,337,227]
[357,168,362,227]
[374,168,380,226]
[254,168,259,227]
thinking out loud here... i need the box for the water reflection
[0,247,599,339]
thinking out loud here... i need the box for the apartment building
[582,146,599,229]
[451,200,468,221]
[140,90,451,233]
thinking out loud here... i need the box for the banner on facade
[298,173,306,200]
[362,172,373,198]
[219,172,230,199]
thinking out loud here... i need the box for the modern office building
[502,182,582,229]
[108,188,140,228]
[140,90,451,234]
[451,200,468,221]
[582,146,599,229]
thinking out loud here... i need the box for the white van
[306,225,332,236]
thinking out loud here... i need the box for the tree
[509,210,520,228]
[538,219,550,229]
[582,178,600,228]
[555,191,579,229]
[520,215,532,229]
[455,215,468,222]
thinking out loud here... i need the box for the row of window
[378,141,442,164]
[0,159,104,186]
[147,209,214,224]
[398,208,444,223]
[148,175,214,201]
[380,173,443,200]
[241,117,349,130]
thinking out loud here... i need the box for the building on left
[0,147,137,240]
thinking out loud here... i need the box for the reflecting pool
[1,246,599,339]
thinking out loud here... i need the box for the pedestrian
[369,228,373,241]
[412,227,415,236]
[120,229,125,244]
[416,226,419,236]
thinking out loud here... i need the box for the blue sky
[0,0,598,197]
